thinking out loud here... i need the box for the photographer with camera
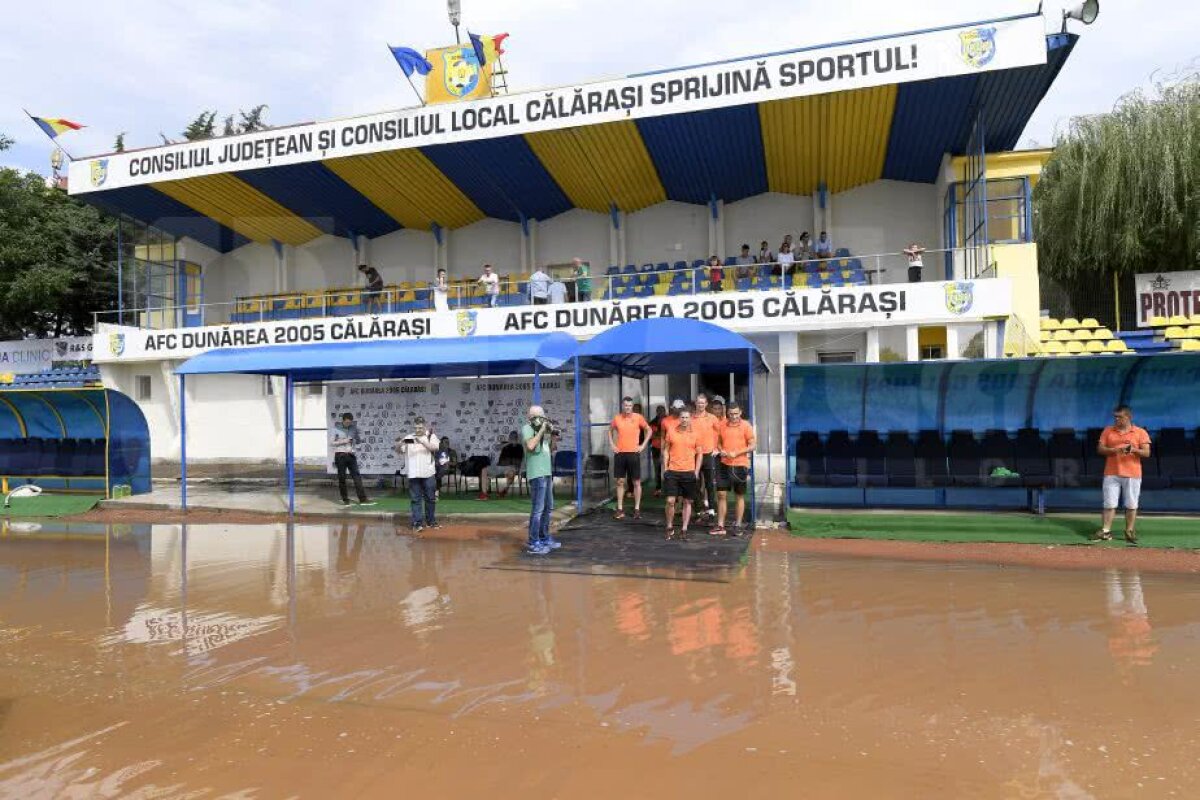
[522,404,561,555]
[395,417,440,533]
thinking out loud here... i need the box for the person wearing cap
[691,393,720,522]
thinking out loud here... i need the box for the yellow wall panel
[153,174,322,246]
[759,85,897,196]
[325,150,483,230]
[525,120,665,213]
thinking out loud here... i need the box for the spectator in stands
[649,404,667,497]
[1092,405,1152,545]
[903,242,926,282]
[573,258,592,302]
[756,240,774,267]
[796,231,812,260]
[395,417,440,533]
[662,408,703,541]
[480,430,526,499]
[433,268,450,312]
[331,413,374,507]
[610,396,651,520]
[529,267,552,305]
[359,264,384,313]
[707,256,725,293]
[776,241,795,276]
[735,244,756,280]
[477,264,500,307]
[814,231,832,258]
[548,275,568,304]
[713,401,756,536]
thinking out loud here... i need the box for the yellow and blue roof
[83,31,1075,253]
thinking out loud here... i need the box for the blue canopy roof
[175,333,578,381]
[575,319,768,377]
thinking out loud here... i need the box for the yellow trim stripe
[0,396,27,436]
[525,120,665,213]
[154,173,323,246]
[28,393,67,436]
[324,150,483,230]
[759,85,897,195]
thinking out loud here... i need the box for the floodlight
[447,0,461,27]
[1061,0,1099,31]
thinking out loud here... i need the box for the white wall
[832,179,941,282]
[369,228,438,282]
[290,235,355,292]
[537,209,609,269]
[448,217,521,276]
[201,241,277,308]
[725,192,815,257]
[625,201,707,267]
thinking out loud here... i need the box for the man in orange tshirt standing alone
[609,396,651,519]
[1091,405,1152,545]
[712,401,756,537]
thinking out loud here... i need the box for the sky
[1,0,1196,175]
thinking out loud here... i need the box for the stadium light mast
[447,0,462,43]
[1061,0,1099,32]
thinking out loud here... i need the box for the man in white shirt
[548,277,568,304]
[395,417,440,532]
[477,264,500,308]
[529,267,552,305]
[903,242,926,282]
[814,231,832,258]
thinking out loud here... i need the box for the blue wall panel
[863,363,942,432]
[237,162,401,239]
[1031,358,1135,432]
[422,135,572,222]
[785,364,866,434]
[636,105,768,204]
[942,359,1043,432]
[1122,356,1200,432]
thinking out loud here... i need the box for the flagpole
[403,72,427,107]
[24,109,77,160]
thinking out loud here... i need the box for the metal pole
[285,374,295,517]
[179,374,187,511]
[574,357,583,512]
[116,218,124,323]
[747,349,756,526]
[533,364,542,405]
[1113,271,1122,332]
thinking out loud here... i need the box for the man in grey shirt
[331,413,374,507]
[548,276,568,304]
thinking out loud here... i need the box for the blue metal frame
[285,374,295,516]
[179,374,187,510]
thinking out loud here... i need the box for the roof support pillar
[431,223,446,273]
[708,195,725,261]
[609,204,625,269]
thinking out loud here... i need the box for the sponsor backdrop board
[0,336,93,374]
[71,17,1045,192]
[325,377,576,476]
[1135,271,1200,327]
[93,280,1010,362]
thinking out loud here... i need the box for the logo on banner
[959,27,996,68]
[54,341,69,358]
[944,282,975,315]
[90,159,109,187]
[1150,274,1171,291]
[456,310,478,337]
[443,47,481,97]
[108,332,125,357]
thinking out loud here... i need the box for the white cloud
[0,0,1193,170]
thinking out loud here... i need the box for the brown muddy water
[1,521,1197,799]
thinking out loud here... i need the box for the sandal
[613,510,625,520]
[1089,529,1113,542]
[679,529,689,541]
[632,509,641,520]
[709,526,726,536]
[1124,530,1138,546]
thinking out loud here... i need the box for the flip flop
[613,511,626,520]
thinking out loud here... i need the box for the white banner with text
[1135,270,1200,327]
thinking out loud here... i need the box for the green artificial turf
[349,491,575,515]
[0,494,101,518]
[787,509,1200,550]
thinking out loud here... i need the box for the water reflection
[1,522,1198,797]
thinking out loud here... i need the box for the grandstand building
[55,12,1108,502]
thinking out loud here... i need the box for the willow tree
[1034,74,1198,293]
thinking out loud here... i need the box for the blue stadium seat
[735,278,752,292]
[655,262,669,272]
[835,247,851,258]
[605,266,619,276]
[621,264,637,274]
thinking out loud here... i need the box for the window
[135,375,152,400]
[920,345,945,360]
[818,352,857,364]
[948,177,1031,246]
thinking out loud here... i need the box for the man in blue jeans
[522,404,560,555]
[395,417,440,533]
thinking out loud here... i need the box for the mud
[2,520,1198,798]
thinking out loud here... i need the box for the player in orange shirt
[691,393,721,523]
[1091,404,1152,545]
[712,401,756,536]
[662,409,703,540]
[609,396,652,519]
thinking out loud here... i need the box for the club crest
[90,159,109,188]
[442,47,481,98]
[456,310,478,337]
[108,332,125,357]
[944,282,975,315]
[959,27,996,68]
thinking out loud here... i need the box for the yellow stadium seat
[1053,329,1073,341]
[1169,315,1189,327]
[1085,340,1107,354]
[1040,317,1060,331]
[1187,325,1200,339]
[1092,327,1114,341]
[1042,341,1065,355]
[1061,317,1082,330]
[399,281,411,289]
[1164,326,1187,340]
[1039,330,1052,342]
[1105,339,1130,353]
[1065,340,1085,354]
[1182,340,1200,352]
[653,284,670,295]
[1072,329,1093,341]
[1079,317,1100,329]
[1190,314,1200,325]
[1148,316,1168,327]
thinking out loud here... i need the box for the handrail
[92,247,968,331]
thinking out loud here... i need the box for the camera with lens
[531,416,562,436]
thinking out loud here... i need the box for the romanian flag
[30,115,84,138]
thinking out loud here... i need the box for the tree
[114,132,126,153]
[238,104,269,133]
[0,133,12,152]
[222,114,236,137]
[182,110,218,141]
[1034,74,1199,291]
[0,143,118,338]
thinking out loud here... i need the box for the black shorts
[717,463,750,494]
[613,452,641,482]
[663,470,697,501]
